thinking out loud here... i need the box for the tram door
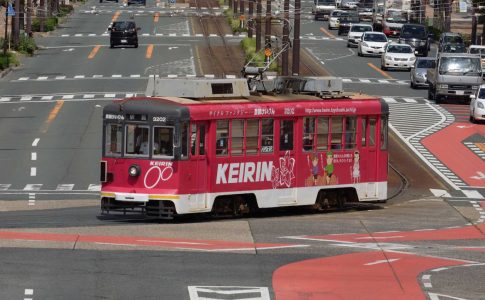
[277,119,297,204]
[189,123,208,210]
[361,116,378,199]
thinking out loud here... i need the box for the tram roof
[103,93,388,121]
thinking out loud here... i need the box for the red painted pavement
[273,251,466,300]
[481,202,485,209]
[299,223,485,243]
[0,230,303,251]
[421,123,485,187]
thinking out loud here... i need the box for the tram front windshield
[104,123,175,158]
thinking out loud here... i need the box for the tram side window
[280,120,294,151]
[199,124,206,155]
[330,117,343,150]
[380,116,388,150]
[125,124,150,156]
[216,120,229,156]
[153,126,173,157]
[302,117,315,152]
[344,117,357,150]
[181,123,189,159]
[369,117,377,147]
[317,117,329,151]
[105,124,122,156]
[261,119,274,153]
[246,119,259,155]
[231,120,244,156]
[191,124,197,156]
[361,118,367,146]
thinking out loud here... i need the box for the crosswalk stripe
[0,97,11,102]
[463,190,484,199]
[430,189,451,198]
[88,184,101,191]
[56,184,75,191]
[20,96,33,101]
[402,98,417,103]
[41,96,54,100]
[23,184,43,191]
[83,94,95,99]
[0,184,11,191]
[382,97,397,103]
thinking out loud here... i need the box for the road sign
[7,4,15,17]
[264,48,272,57]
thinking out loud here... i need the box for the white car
[328,10,346,29]
[470,85,485,123]
[347,24,373,48]
[357,32,388,56]
[381,43,416,71]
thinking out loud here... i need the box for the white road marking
[382,97,397,103]
[422,274,431,280]
[83,94,95,99]
[41,96,54,100]
[23,184,42,191]
[56,184,75,191]
[55,76,66,80]
[62,95,75,99]
[463,190,484,199]
[428,293,468,300]
[37,76,48,80]
[32,138,40,147]
[423,282,432,288]
[355,236,404,240]
[403,98,417,103]
[0,184,12,191]
[0,97,11,102]
[364,258,399,266]
[19,77,29,80]
[430,189,451,198]
[104,94,116,98]
[31,152,37,161]
[30,167,36,177]
[28,193,35,206]
[188,286,271,300]
[25,288,33,295]
[74,75,85,79]
[20,96,33,101]
[112,74,122,78]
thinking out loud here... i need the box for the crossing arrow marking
[471,171,485,180]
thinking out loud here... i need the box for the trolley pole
[256,0,262,51]
[292,0,301,76]
[282,0,289,76]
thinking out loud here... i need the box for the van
[109,21,140,48]
[468,45,485,76]
[398,24,431,56]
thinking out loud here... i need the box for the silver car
[410,57,436,88]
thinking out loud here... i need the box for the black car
[337,13,360,36]
[99,0,118,2]
[398,24,431,56]
[128,0,146,5]
[109,21,139,48]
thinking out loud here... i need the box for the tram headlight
[128,165,141,177]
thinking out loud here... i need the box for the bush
[17,35,37,55]
[224,9,247,34]
[58,4,74,18]
[32,17,59,32]
[0,52,19,71]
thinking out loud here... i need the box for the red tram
[100,91,389,219]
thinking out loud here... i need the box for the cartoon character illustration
[351,150,360,183]
[324,151,334,185]
[307,153,320,185]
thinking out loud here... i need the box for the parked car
[410,57,436,88]
[398,23,431,57]
[438,32,464,52]
[468,45,485,76]
[347,23,373,47]
[470,85,485,123]
[357,32,388,57]
[328,10,347,29]
[109,21,140,48]
[381,43,416,71]
[337,12,360,35]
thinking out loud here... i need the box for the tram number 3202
[153,116,167,122]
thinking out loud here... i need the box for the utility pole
[40,0,45,32]
[3,1,9,55]
[248,0,254,38]
[265,0,271,47]
[282,0,289,75]
[256,0,261,51]
[292,0,301,75]
[26,0,32,37]
[233,0,238,15]
[239,0,244,17]
[471,2,477,44]
[12,0,19,48]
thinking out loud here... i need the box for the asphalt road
[0,0,484,299]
